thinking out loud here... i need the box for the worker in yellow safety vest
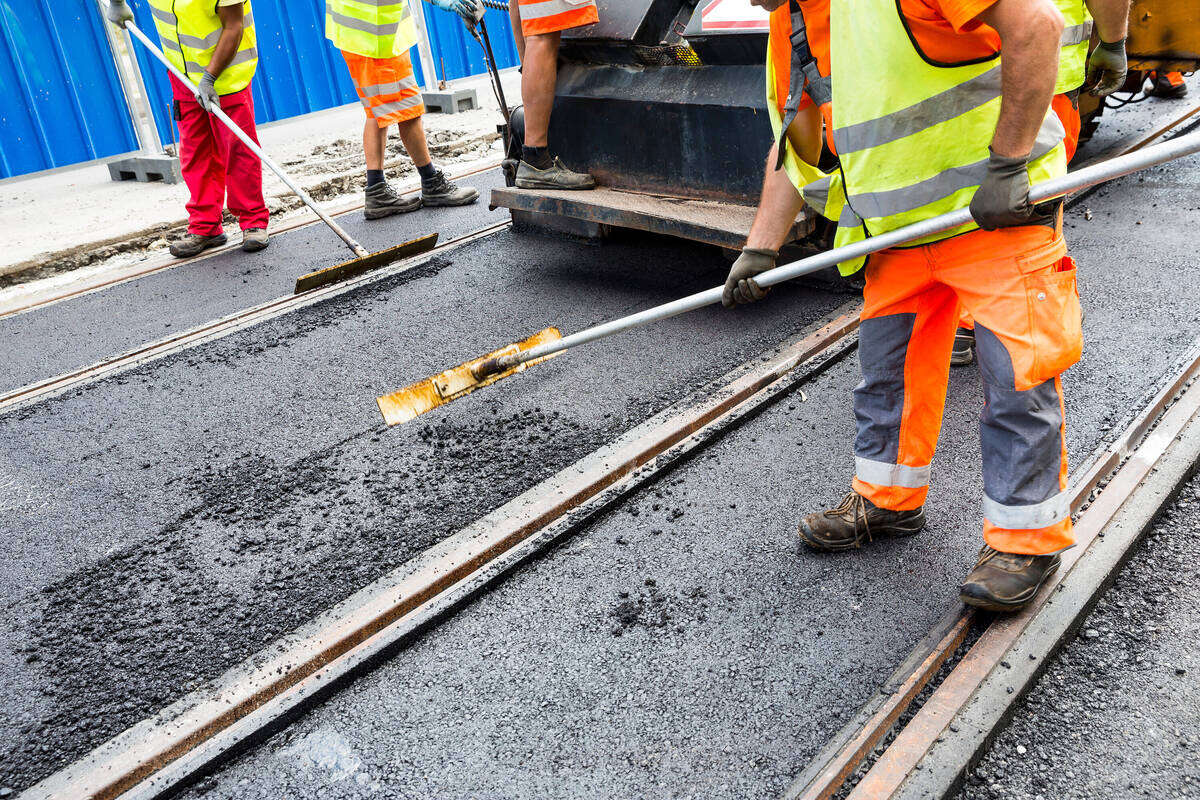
[724,0,1098,613]
[326,0,482,218]
[106,0,270,257]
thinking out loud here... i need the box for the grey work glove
[430,0,485,24]
[1082,38,1128,97]
[104,0,134,28]
[969,149,1050,231]
[722,247,777,308]
[197,72,220,113]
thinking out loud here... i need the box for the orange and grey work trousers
[852,222,1083,555]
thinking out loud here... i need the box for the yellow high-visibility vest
[326,0,419,59]
[148,0,258,95]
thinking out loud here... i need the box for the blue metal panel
[0,0,138,178]
[423,4,520,82]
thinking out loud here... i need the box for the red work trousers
[171,75,269,237]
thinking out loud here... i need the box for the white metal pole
[99,1,165,154]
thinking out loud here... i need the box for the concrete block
[108,154,183,185]
[421,87,479,114]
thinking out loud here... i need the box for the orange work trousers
[853,223,1083,555]
[517,0,598,36]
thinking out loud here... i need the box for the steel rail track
[0,220,510,415]
[0,161,504,321]
[21,305,864,800]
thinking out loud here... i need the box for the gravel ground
[958,472,1200,800]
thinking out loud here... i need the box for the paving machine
[490,0,1200,251]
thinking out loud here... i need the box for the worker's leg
[363,117,387,172]
[938,224,1082,611]
[798,247,957,552]
[513,0,597,189]
[170,76,227,258]
[212,85,270,252]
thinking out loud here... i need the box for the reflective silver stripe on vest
[846,111,1065,219]
[855,457,931,489]
[983,490,1070,530]
[344,0,409,7]
[833,65,1001,156]
[519,0,589,22]
[840,202,863,228]
[150,5,178,25]
[328,10,401,36]
[178,29,224,50]
[184,46,257,74]
[1061,20,1093,47]
[161,37,183,53]
[371,93,425,117]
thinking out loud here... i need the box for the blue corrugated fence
[1,0,519,179]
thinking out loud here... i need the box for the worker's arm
[192,4,246,111]
[724,106,820,307]
[969,0,1063,229]
[1082,0,1129,96]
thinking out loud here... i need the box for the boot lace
[825,491,872,543]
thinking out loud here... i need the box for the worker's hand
[196,72,220,113]
[430,0,485,25]
[969,149,1050,231]
[722,248,777,308]
[104,0,134,28]
[1083,39,1128,97]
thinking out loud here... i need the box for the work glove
[196,72,220,113]
[1082,38,1128,97]
[722,247,777,308]
[104,0,134,28]
[429,0,485,25]
[969,149,1050,231]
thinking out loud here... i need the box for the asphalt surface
[168,103,1200,797]
[0,168,506,395]
[0,189,848,791]
[958,472,1200,800]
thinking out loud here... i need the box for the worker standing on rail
[105,0,270,258]
[507,0,598,190]
[326,0,482,220]
[727,0,1084,612]
[952,0,1131,366]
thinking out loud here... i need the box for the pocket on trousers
[1023,255,1083,386]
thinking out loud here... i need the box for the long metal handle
[124,22,369,258]
[501,130,1200,370]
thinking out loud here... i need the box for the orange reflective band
[518,0,598,36]
[983,516,1074,555]
[852,477,929,512]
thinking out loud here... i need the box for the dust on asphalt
[958,474,1200,800]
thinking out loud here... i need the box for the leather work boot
[951,327,975,367]
[959,546,1062,612]
[421,169,479,207]
[1148,70,1188,99]
[241,228,269,253]
[169,232,227,259]
[798,491,926,552]
[364,182,421,219]
[515,156,596,190]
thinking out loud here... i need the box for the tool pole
[493,129,1200,372]
[478,19,510,127]
[124,22,370,259]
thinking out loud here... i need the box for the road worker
[952,0,1130,366]
[727,0,1085,612]
[327,0,482,219]
[105,0,270,258]
[507,0,598,190]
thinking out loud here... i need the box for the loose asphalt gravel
[164,102,1200,798]
[4,87,1200,799]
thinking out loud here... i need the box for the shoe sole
[514,178,597,191]
[365,201,422,219]
[797,513,926,553]
[959,558,1061,612]
[170,235,227,259]
[422,191,480,207]
[950,350,974,367]
[242,240,269,253]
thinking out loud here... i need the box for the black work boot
[1148,70,1188,99]
[169,232,226,259]
[959,546,1061,612]
[421,169,480,207]
[798,491,926,552]
[515,156,596,190]
[951,327,975,367]
[365,182,421,219]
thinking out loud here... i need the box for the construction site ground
[1,79,1198,799]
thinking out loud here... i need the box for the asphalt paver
[0,169,506,394]
[0,216,848,792]
[169,137,1200,799]
[958,473,1200,800]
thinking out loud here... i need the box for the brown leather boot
[959,545,1061,612]
[798,491,926,552]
